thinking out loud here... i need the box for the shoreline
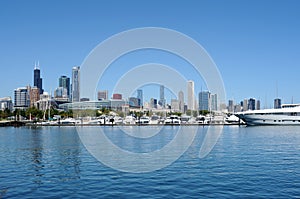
[0,121,244,127]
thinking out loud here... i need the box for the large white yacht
[236,104,300,125]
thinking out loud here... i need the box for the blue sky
[1,0,300,108]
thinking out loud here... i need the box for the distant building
[158,85,166,108]
[187,80,195,110]
[211,94,218,111]
[274,98,281,109]
[59,100,126,111]
[112,93,122,100]
[171,99,179,111]
[178,91,184,113]
[243,99,248,111]
[54,87,69,105]
[29,86,40,107]
[59,75,70,99]
[129,97,140,108]
[137,89,143,107]
[0,97,13,111]
[98,90,108,101]
[184,105,188,113]
[54,87,68,99]
[228,99,234,113]
[199,91,210,111]
[110,99,126,111]
[150,98,157,109]
[36,92,58,111]
[14,87,30,109]
[248,98,256,110]
[256,100,261,110]
[33,62,43,94]
[80,98,90,102]
[72,66,80,102]
[234,104,242,112]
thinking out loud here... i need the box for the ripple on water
[0,126,300,198]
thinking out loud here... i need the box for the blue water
[0,126,300,198]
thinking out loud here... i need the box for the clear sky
[1,0,300,108]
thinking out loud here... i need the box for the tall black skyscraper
[33,62,43,94]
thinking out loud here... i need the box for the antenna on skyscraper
[276,80,279,98]
[37,60,40,69]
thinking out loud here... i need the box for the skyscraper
[256,100,261,110]
[137,89,143,107]
[59,75,70,99]
[129,97,140,108]
[211,93,218,111]
[243,99,248,111]
[228,99,234,113]
[150,98,157,109]
[29,86,40,107]
[72,66,80,102]
[33,62,43,94]
[178,90,184,113]
[158,85,166,108]
[274,98,281,109]
[199,91,211,111]
[14,87,30,109]
[248,98,256,110]
[187,80,195,110]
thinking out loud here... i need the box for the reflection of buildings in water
[28,127,82,186]
[30,128,44,186]
[56,128,81,181]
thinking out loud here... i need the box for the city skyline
[1,1,300,108]
[3,62,295,111]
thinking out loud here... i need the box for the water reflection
[25,127,82,187]
[29,127,44,187]
[55,127,81,182]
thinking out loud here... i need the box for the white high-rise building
[187,80,195,110]
[211,94,218,111]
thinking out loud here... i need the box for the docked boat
[164,115,181,125]
[123,115,136,125]
[137,116,150,125]
[235,104,300,125]
[149,115,161,124]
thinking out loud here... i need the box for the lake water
[0,126,300,198]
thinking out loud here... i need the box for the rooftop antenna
[276,80,278,98]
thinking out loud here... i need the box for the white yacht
[164,115,181,125]
[149,115,160,124]
[137,116,150,125]
[236,104,300,125]
[124,115,136,125]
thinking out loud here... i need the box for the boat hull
[238,114,300,125]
